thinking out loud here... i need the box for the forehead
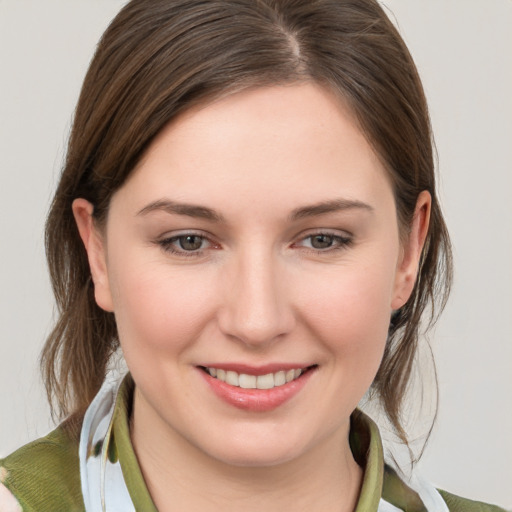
[114,82,393,219]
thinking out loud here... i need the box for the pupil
[311,235,333,249]
[180,235,202,251]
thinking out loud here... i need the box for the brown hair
[42,0,452,447]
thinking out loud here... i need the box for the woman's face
[75,83,428,467]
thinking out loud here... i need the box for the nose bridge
[219,243,294,347]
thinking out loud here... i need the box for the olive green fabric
[111,376,158,511]
[350,410,383,512]
[439,489,508,512]
[0,425,84,512]
[0,377,507,511]
[381,464,427,511]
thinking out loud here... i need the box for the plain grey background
[0,0,511,508]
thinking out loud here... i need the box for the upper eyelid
[158,229,212,241]
[302,228,351,235]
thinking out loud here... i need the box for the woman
[0,1,507,511]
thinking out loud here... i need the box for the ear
[72,198,114,312]
[391,190,431,310]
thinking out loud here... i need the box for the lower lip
[198,368,315,412]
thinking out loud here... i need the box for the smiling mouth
[199,365,316,390]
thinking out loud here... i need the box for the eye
[158,233,212,256]
[296,232,353,252]
[176,234,204,251]
[309,234,337,250]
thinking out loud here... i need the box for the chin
[211,445,302,469]
[194,425,318,469]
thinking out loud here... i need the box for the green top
[0,376,507,512]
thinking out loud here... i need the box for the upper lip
[198,363,316,376]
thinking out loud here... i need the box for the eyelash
[156,231,353,258]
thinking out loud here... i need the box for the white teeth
[206,367,307,389]
[274,371,286,386]
[256,373,274,390]
[225,371,239,386]
[239,373,256,389]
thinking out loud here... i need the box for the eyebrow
[137,198,374,222]
[137,199,226,222]
[289,198,374,221]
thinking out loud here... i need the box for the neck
[131,389,363,512]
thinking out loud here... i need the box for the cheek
[297,261,395,365]
[108,257,217,357]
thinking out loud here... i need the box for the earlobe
[72,198,114,312]
[391,191,431,310]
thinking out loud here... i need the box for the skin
[73,82,430,512]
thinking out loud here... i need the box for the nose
[218,247,295,348]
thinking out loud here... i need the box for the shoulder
[439,489,509,512]
[0,423,85,512]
